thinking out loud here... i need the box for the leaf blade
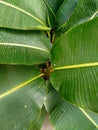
[56,0,79,28]
[0,0,50,30]
[0,65,46,130]
[56,0,98,34]
[53,62,98,71]
[0,29,51,65]
[43,0,64,27]
[51,17,98,112]
[45,84,98,130]
[79,107,98,128]
[30,106,46,130]
[0,73,44,99]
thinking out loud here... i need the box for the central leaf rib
[0,73,44,99]
[53,62,98,71]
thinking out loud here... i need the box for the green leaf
[56,0,79,28]
[85,110,98,125]
[43,0,64,27]
[43,0,64,15]
[30,106,46,130]
[0,0,50,30]
[51,17,98,112]
[56,0,98,35]
[45,84,98,130]
[0,29,51,65]
[0,65,46,130]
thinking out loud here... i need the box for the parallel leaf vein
[0,73,44,99]
[0,43,50,53]
[79,107,98,128]
[90,10,98,20]
[43,0,56,17]
[0,0,45,26]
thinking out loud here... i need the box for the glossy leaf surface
[30,106,46,130]
[0,65,46,130]
[0,29,51,65]
[56,0,79,27]
[45,84,98,130]
[43,0,64,27]
[43,0,64,14]
[51,18,98,112]
[56,0,98,34]
[0,0,50,30]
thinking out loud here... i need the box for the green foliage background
[0,0,98,130]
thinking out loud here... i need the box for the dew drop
[54,64,56,67]
[24,105,27,108]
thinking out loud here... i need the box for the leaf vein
[0,73,44,99]
[43,0,56,17]
[53,62,98,71]
[0,43,50,53]
[0,0,45,26]
[79,107,98,128]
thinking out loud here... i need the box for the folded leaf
[0,65,46,130]
[56,0,79,28]
[0,0,50,30]
[30,106,46,130]
[43,0,64,27]
[51,17,98,112]
[45,84,98,130]
[56,0,98,34]
[43,0,64,14]
[0,29,51,65]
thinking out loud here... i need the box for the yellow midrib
[79,107,98,128]
[53,62,98,71]
[57,10,98,31]
[43,0,56,17]
[0,0,46,26]
[0,43,50,53]
[0,73,44,99]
